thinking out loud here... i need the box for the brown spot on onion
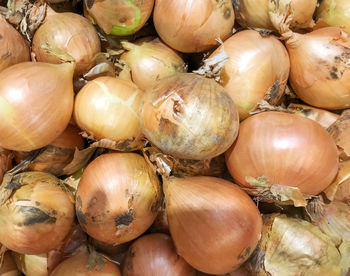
[20,206,56,226]
[115,209,134,228]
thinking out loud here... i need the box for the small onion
[140,73,239,160]
[0,171,75,254]
[0,147,13,182]
[164,176,262,274]
[74,76,143,149]
[123,233,195,276]
[317,0,350,34]
[32,12,101,77]
[153,0,235,53]
[76,152,161,245]
[226,112,339,195]
[12,253,48,276]
[209,30,290,120]
[0,62,74,151]
[0,16,30,73]
[84,0,154,36]
[120,37,187,90]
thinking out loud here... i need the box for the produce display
[0,0,349,275]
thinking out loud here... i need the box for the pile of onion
[32,11,101,77]
[0,62,74,151]
[209,30,290,120]
[76,152,161,245]
[123,233,195,276]
[164,176,262,274]
[317,0,350,34]
[153,0,235,53]
[141,73,239,160]
[0,171,74,254]
[226,112,339,199]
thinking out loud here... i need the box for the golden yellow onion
[140,73,239,160]
[84,0,154,36]
[153,0,235,53]
[74,76,143,150]
[317,0,350,34]
[32,12,101,77]
[120,38,187,90]
[0,62,74,151]
[76,152,161,245]
[12,253,48,276]
[0,16,30,73]
[0,251,20,276]
[209,30,290,120]
[0,172,75,254]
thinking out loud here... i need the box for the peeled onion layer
[328,109,350,160]
[317,0,350,34]
[209,30,290,120]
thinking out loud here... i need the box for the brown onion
[226,112,339,195]
[32,12,101,77]
[12,253,48,276]
[317,0,350,34]
[0,62,74,151]
[164,176,262,274]
[0,251,20,276]
[123,233,195,276]
[84,0,154,36]
[140,73,239,160]
[76,152,161,245]
[0,16,30,73]
[328,110,350,160]
[74,76,144,150]
[120,38,187,90]
[0,172,74,254]
[209,30,290,120]
[153,0,235,53]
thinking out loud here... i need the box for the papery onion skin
[209,30,290,120]
[328,110,350,161]
[74,76,143,145]
[12,253,48,276]
[0,147,13,182]
[141,73,239,160]
[123,233,195,276]
[0,16,30,73]
[153,0,235,53]
[317,0,350,34]
[120,38,187,90]
[164,176,262,274]
[76,152,161,245]
[226,112,339,195]
[0,172,75,254]
[84,0,154,36]
[32,12,101,77]
[0,62,74,151]
[286,27,350,109]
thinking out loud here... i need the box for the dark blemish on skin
[115,209,134,228]
[238,246,251,260]
[330,66,339,79]
[76,209,87,226]
[268,80,280,101]
[0,34,2,39]
[20,206,56,226]
[86,0,94,9]
[5,179,25,190]
[35,201,40,206]
[76,196,82,207]
[224,8,231,19]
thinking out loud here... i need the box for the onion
[74,76,144,150]
[32,12,101,77]
[0,147,13,182]
[0,171,75,254]
[0,62,74,151]
[84,0,154,36]
[233,0,316,30]
[14,125,84,176]
[12,253,47,276]
[76,152,161,245]
[50,247,121,276]
[0,16,30,73]
[123,233,195,276]
[120,37,187,90]
[0,251,20,276]
[317,0,350,34]
[140,73,239,160]
[153,0,235,53]
[164,176,262,274]
[209,30,290,120]
[328,110,350,160]
[225,112,339,196]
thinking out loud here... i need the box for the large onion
[0,16,30,73]
[32,12,101,77]
[317,0,350,34]
[153,0,235,53]
[0,62,74,151]
[84,0,154,36]
[120,37,187,90]
[226,111,339,195]
[76,152,161,245]
[140,73,239,160]
[164,176,262,274]
[123,233,195,276]
[209,30,290,120]
[0,172,74,254]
